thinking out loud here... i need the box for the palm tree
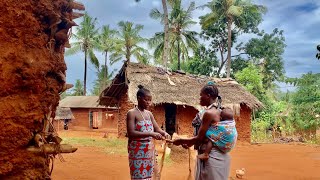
[91,65,115,95]
[135,0,170,68]
[96,25,117,89]
[71,79,84,96]
[66,13,99,95]
[201,0,266,78]
[110,21,149,64]
[149,0,198,70]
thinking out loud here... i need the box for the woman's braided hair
[202,81,219,99]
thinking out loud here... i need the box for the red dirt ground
[52,132,320,180]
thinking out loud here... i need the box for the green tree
[242,28,286,88]
[200,19,237,76]
[96,25,118,89]
[66,13,99,95]
[200,0,266,78]
[235,63,264,100]
[111,21,149,64]
[149,0,198,70]
[91,65,115,96]
[71,79,84,96]
[288,73,320,132]
[230,56,249,77]
[186,45,218,76]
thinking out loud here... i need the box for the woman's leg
[197,140,212,160]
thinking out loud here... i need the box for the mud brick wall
[235,104,252,142]
[118,92,135,137]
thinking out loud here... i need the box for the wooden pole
[27,144,77,154]
[159,141,167,175]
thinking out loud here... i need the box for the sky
[65,0,320,93]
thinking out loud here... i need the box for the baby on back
[197,107,238,160]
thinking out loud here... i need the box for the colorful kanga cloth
[128,119,155,180]
[192,109,238,153]
[206,120,238,153]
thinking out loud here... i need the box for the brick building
[54,96,118,131]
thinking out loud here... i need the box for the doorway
[165,104,177,136]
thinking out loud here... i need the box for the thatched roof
[99,62,263,111]
[60,96,116,109]
[55,107,75,120]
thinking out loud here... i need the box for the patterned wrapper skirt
[128,139,155,180]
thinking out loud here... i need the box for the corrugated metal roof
[59,96,107,108]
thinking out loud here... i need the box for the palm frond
[88,49,99,70]
[148,32,165,48]
[65,43,81,56]
[150,8,164,22]
[227,5,243,17]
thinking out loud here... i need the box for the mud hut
[99,62,263,142]
[57,96,118,131]
[53,107,74,131]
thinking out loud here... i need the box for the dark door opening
[165,104,177,137]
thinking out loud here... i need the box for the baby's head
[221,107,234,121]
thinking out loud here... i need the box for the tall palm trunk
[84,48,87,95]
[126,47,131,62]
[103,51,108,90]
[0,0,81,178]
[162,0,169,69]
[226,18,232,78]
[177,39,181,70]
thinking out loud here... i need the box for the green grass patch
[251,130,274,143]
[156,154,172,166]
[62,137,128,155]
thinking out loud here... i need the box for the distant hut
[99,62,263,142]
[56,96,118,131]
[54,107,75,131]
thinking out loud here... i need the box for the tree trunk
[0,0,82,179]
[162,0,169,69]
[226,19,232,78]
[177,39,181,70]
[126,47,131,62]
[84,48,87,96]
[217,58,227,76]
[104,51,108,90]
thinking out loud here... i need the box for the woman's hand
[181,144,190,149]
[164,132,171,140]
[170,138,184,146]
[151,132,163,140]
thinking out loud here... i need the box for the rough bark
[0,0,83,179]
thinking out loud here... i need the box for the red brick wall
[103,110,118,129]
[69,108,89,129]
[235,104,252,142]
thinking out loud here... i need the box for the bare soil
[52,131,320,180]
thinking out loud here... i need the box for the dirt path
[52,141,320,180]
